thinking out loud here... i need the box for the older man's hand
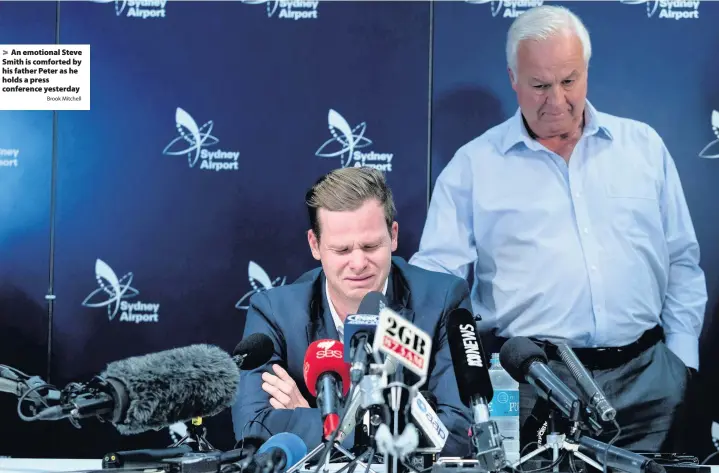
[261,364,310,409]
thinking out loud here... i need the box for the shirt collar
[326,277,389,340]
[500,99,614,155]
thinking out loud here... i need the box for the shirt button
[591,265,597,271]
[575,191,582,198]
[583,227,589,234]
[595,307,602,313]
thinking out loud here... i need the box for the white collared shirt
[326,277,389,340]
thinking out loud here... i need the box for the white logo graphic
[162,107,240,172]
[315,109,394,172]
[317,340,336,350]
[93,0,167,19]
[711,421,719,451]
[82,258,160,323]
[235,262,287,310]
[241,0,319,20]
[0,148,19,168]
[619,0,700,20]
[699,110,719,159]
[465,0,543,18]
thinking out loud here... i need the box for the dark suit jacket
[231,256,473,457]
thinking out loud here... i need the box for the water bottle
[488,352,520,464]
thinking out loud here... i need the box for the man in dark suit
[231,167,473,457]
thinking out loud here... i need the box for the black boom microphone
[499,337,601,433]
[233,333,274,370]
[29,344,243,435]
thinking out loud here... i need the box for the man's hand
[261,364,310,409]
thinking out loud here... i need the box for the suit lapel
[387,262,415,324]
[306,273,340,345]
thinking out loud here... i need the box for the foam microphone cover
[233,333,274,370]
[446,308,494,404]
[257,432,308,470]
[102,344,239,435]
[498,337,548,384]
[343,291,386,362]
[303,339,351,397]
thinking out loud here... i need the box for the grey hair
[506,5,591,81]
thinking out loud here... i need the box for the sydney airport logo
[92,0,167,19]
[81,258,160,323]
[162,107,240,172]
[619,0,700,20]
[315,109,394,172]
[465,0,543,18]
[241,0,319,20]
[235,261,287,310]
[0,148,19,168]
[699,110,719,159]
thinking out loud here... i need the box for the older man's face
[510,33,587,139]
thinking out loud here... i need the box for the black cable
[603,419,622,473]
[702,451,719,465]
[16,383,57,421]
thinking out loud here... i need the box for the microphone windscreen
[233,333,274,370]
[446,308,494,403]
[498,337,548,384]
[357,291,386,314]
[303,339,350,397]
[102,344,239,435]
[257,432,308,469]
[343,292,385,362]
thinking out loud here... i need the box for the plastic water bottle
[488,352,520,464]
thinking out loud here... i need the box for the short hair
[506,5,592,81]
[305,167,396,240]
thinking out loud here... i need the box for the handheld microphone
[31,344,240,435]
[343,291,386,384]
[303,339,351,439]
[233,333,274,370]
[410,390,448,452]
[447,308,493,420]
[499,337,601,433]
[228,433,308,473]
[447,308,503,470]
[556,343,616,422]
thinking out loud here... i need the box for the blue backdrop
[1,0,717,460]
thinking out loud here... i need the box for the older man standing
[410,5,706,453]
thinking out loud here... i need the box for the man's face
[509,32,587,139]
[308,199,398,309]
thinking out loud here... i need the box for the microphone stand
[511,399,604,472]
[286,379,380,473]
[169,416,216,452]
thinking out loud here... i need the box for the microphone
[303,339,351,439]
[227,433,308,473]
[344,291,386,384]
[577,436,665,473]
[555,343,616,422]
[499,337,600,433]
[31,344,240,435]
[446,308,503,470]
[233,333,274,370]
[409,390,448,452]
[446,308,493,420]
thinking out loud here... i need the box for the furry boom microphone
[31,344,240,435]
